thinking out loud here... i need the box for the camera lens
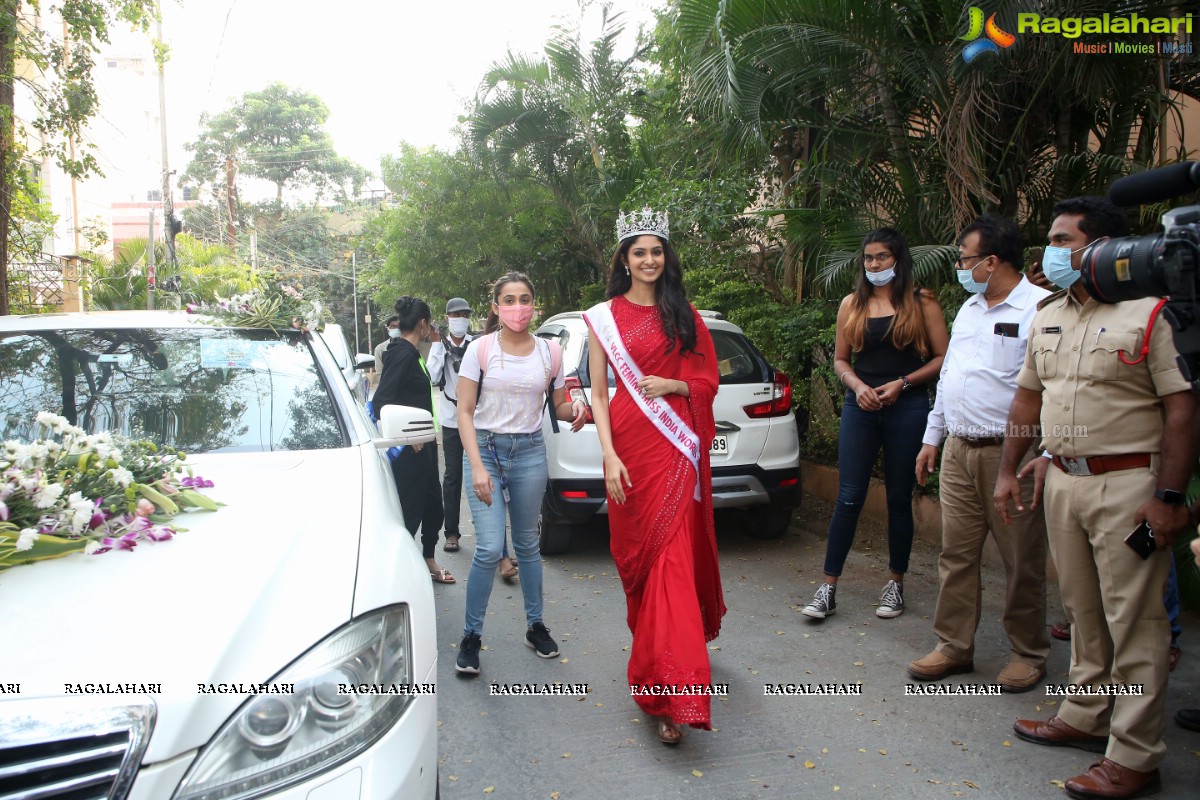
[1080,235,1171,302]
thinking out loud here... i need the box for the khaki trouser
[1044,464,1170,772]
[933,438,1050,666]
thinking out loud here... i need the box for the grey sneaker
[876,580,904,618]
[802,583,837,619]
[456,633,482,675]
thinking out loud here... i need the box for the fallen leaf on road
[595,703,604,707]
[858,748,867,753]
[1002,740,1012,747]
[833,787,840,792]
[775,630,785,635]
[802,633,811,638]
[821,748,829,754]
[484,788,494,794]
[551,793,561,799]
[927,780,942,785]
[448,776,458,782]
[709,645,720,651]
[878,749,887,755]
[1050,781,1065,789]
[963,780,979,789]
[853,661,864,666]
[804,761,815,769]
[951,740,963,746]
[692,770,704,777]
[560,658,569,663]
[561,753,571,758]
[622,646,630,651]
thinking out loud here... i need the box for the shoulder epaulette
[1036,289,1068,310]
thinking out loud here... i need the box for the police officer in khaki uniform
[994,197,1197,799]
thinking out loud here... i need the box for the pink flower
[135,498,156,517]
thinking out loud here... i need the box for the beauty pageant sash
[584,301,701,500]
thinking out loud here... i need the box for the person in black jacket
[373,296,454,584]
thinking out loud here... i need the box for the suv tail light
[743,370,792,419]
[564,376,593,424]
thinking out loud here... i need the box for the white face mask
[447,317,469,337]
[865,267,895,287]
[387,328,401,339]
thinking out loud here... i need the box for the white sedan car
[0,311,438,800]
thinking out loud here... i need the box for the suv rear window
[0,328,346,453]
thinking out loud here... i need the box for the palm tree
[87,236,256,310]
[672,0,1198,297]
[466,1,651,302]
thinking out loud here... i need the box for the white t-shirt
[458,335,564,434]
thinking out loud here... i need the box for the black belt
[953,436,1004,448]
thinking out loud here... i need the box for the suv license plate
[710,435,728,454]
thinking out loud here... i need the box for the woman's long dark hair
[483,270,535,335]
[606,235,697,355]
[843,228,930,358]
[394,296,431,333]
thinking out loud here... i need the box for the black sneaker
[525,623,559,658]
[456,633,482,675]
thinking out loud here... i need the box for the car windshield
[567,327,767,387]
[0,327,345,453]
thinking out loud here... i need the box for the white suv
[535,310,801,553]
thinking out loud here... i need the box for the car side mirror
[354,354,375,371]
[374,404,436,448]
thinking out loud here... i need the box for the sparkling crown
[616,207,669,243]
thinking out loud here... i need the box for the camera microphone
[1108,161,1200,206]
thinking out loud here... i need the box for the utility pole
[350,250,360,354]
[155,6,177,293]
[147,210,156,310]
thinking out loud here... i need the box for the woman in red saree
[584,208,725,745]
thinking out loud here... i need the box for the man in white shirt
[427,297,474,552]
[373,315,400,374]
[908,214,1052,692]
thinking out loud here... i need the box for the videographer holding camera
[994,195,1197,799]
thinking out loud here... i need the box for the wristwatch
[1154,488,1185,505]
[900,376,912,392]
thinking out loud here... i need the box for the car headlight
[175,605,416,800]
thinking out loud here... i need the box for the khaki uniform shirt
[1016,292,1189,457]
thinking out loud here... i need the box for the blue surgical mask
[865,267,895,287]
[1043,243,1091,289]
[387,328,401,339]
[956,266,990,294]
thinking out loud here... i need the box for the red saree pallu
[585,296,726,729]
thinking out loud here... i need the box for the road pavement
[429,474,1200,799]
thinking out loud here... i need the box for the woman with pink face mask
[452,271,587,676]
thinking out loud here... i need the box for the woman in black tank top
[801,228,948,622]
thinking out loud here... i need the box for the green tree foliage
[369,143,577,316]
[672,0,1199,296]
[1,0,157,314]
[181,82,371,209]
[87,234,257,310]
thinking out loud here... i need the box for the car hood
[0,448,363,762]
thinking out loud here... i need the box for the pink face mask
[497,304,534,332]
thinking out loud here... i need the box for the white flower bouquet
[0,413,221,572]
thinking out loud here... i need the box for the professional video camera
[1080,161,1200,392]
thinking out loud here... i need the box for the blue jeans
[824,390,928,577]
[463,431,548,636]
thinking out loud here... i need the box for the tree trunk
[224,155,237,249]
[0,1,18,315]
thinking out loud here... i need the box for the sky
[153,0,660,193]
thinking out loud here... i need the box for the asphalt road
[429,465,1200,800]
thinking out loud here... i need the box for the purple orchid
[181,475,214,488]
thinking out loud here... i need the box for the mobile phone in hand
[1124,521,1156,560]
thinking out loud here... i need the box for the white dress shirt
[923,275,1052,446]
